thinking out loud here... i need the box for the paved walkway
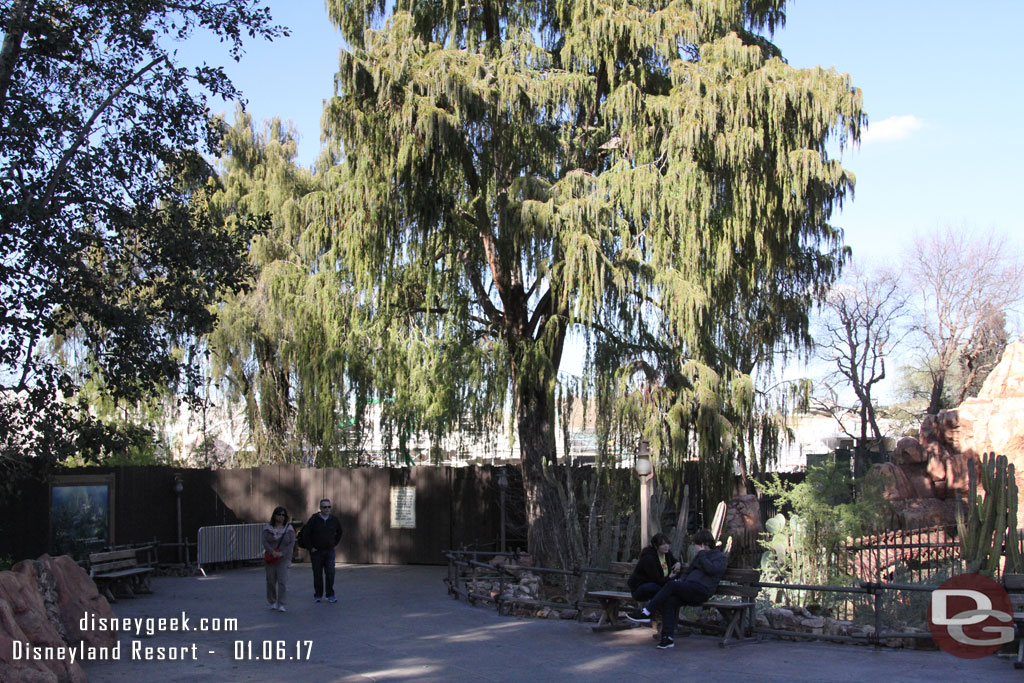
[83,564,1019,682]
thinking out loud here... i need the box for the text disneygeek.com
[9,612,313,664]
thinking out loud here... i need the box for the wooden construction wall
[3,464,516,566]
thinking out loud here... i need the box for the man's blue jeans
[645,580,710,638]
[310,547,336,598]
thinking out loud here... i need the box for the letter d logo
[929,574,1014,658]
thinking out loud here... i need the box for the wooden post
[640,473,652,546]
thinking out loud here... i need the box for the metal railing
[444,549,960,648]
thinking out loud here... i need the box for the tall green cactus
[956,453,1023,576]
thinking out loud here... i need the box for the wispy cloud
[861,115,924,144]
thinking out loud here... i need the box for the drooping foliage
[0,1,281,464]
[206,111,336,464]
[311,0,863,560]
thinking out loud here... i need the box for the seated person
[627,533,681,602]
[626,529,727,649]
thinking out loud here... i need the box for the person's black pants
[310,547,336,598]
[645,580,710,638]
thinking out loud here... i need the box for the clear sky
[179,0,1023,270]
[174,1,1024,395]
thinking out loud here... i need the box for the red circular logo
[928,573,1014,658]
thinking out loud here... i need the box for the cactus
[956,452,1022,576]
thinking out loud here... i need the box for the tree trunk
[927,369,946,415]
[517,376,562,566]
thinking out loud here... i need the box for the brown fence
[2,464,527,566]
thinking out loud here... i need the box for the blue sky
[180,0,1022,269]
[174,1,1024,396]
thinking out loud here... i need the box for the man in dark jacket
[298,498,343,603]
[626,529,727,649]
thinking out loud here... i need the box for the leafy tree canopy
[0,0,282,463]
[304,0,862,559]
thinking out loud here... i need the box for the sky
[178,0,1024,268]
[175,1,1024,388]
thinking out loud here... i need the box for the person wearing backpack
[297,498,343,603]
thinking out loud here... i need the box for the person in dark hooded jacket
[627,533,681,601]
[626,529,727,649]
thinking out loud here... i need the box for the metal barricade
[196,523,264,575]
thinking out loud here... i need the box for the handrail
[444,549,955,648]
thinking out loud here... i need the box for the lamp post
[635,440,653,546]
[497,467,508,554]
[173,474,184,565]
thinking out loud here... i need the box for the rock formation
[0,554,115,682]
[946,340,1024,527]
[867,340,1024,529]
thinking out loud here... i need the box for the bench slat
[94,568,152,580]
[92,559,139,572]
[89,549,139,562]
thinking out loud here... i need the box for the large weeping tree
[312,0,863,562]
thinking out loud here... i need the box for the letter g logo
[929,575,1014,658]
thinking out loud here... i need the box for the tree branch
[39,55,168,212]
[0,0,36,111]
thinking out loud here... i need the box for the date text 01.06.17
[233,640,313,661]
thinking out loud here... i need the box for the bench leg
[715,606,758,647]
[92,578,118,603]
[134,573,153,594]
[592,598,634,632]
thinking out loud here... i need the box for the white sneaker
[277,605,287,612]
[269,603,279,610]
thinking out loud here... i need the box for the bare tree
[907,227,1024,414]
[816,266,910,446]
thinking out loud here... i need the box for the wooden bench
[1003,573,1024,669]
[585,561,760,646]
[89,546,156,602]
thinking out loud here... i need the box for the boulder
[765,607,799,630]
[925,451,947,483]
[947,341,1024,526]
[903,464,935,498]
[920,414,940,444]
[897,498,959,530]
[798,615,826,632]
[12,555,116,650]
[866,463,916,501]
[892,438,926,465]
[0,570,85,683]
[938,411,959,447]
[0,599,60,683]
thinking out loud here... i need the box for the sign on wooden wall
[390,486,416,528]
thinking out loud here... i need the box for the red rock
[938,410,959,447]
[0,569,86,682]
[904,465,935,498]
[926,452,947,482]
[867,463,916,501]
[898,498,959,529]
[893,437,926,465]
[0,599,59,683]
[41,555,116,649]
[920,414,939,443]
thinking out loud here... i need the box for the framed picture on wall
[50,473,115,559]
